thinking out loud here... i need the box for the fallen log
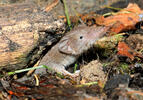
[0,2,65,71]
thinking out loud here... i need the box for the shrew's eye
[80,36,83,39]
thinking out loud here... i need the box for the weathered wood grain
[0,3,64,71]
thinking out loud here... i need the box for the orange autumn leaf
[96,3,143,33]
[117,42,134,60]
[122,3,142,13]
[15,86,30,90]
[59,12,98,26]
[8,90,14,95]
[8,90,24,97]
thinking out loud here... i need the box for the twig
[105,6,122,11]
[45,0,59,12]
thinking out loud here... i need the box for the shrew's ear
[58,38,78,55]
[58,24,87,55]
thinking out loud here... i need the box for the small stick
[45,0,59,12]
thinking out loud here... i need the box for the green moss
[118,63,130,74]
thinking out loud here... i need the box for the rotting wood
[0,2,65,71]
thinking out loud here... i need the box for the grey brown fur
[34,25,109,77]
